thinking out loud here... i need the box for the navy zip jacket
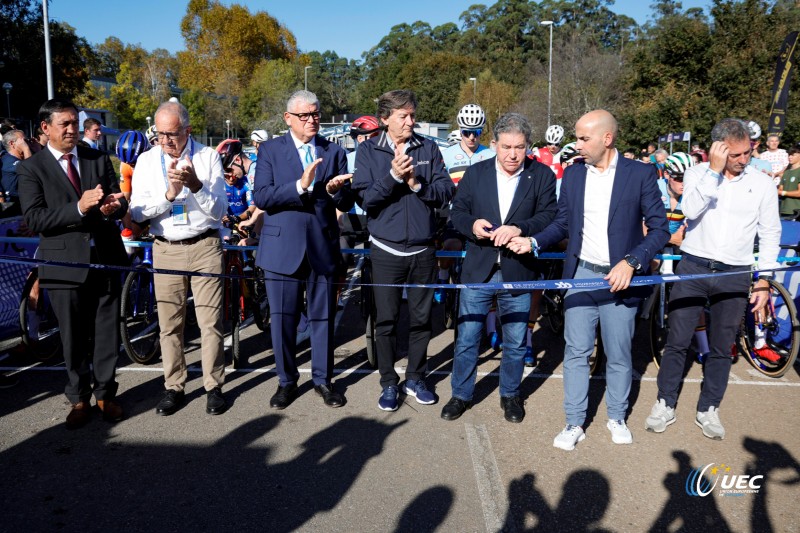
[352,131,455,251]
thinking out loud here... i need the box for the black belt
[682,252,742,272]
[577,259,611,274]
[155,228,218,246]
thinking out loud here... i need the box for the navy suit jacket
[450,157,557,292]
[253,132,354,276]
[533,154,669,301]
[17,146,128,288]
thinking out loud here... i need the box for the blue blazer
[533,155,669,301]
[253,132,354,276]
[450,157,556,292]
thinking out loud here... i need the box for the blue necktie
[302,144,315,190]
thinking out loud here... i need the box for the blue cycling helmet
[116,130,150,165]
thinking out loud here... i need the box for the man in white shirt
[130,100,229,417]
[645,118,780,440]
[509,110,669,450]
[81,118,103,149]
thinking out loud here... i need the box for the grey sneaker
[645,399,676,433]
[553,424,585,451]
[695,406,725,440]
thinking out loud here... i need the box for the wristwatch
[624,254,642,272]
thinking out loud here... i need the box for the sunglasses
[461,129,482,137]
[669,174,684,182]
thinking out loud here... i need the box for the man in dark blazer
[440,113,557,423]
[17,99,128,429]
[254,90,353,409]
[509,110,669,450]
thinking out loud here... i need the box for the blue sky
[51,0,711,61]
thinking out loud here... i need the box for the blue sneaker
[378,385,399,411]
[433,287,444,304]
[402,379,436,405]
[523,347,536,367]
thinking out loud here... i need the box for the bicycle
[18,268,61,360]
[649,263,799,378]
[119,236,160,364]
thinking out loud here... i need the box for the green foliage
[237,59,301,136]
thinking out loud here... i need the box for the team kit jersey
[442,143,495,184]
[657,178,684,234]
[533,147,563,179]
[225,177,253,217]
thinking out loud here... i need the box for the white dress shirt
[495,158,522,222]
[580,150,619,266]
[290,132,317,194]
[130,138,227,240]
[681,162,781,270]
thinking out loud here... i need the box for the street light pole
[304,66,311,91]
[2,83,11,117]
[225,119,230,139]
[541,21,554,128]
[469,77,477,101]
[146,116,151,130]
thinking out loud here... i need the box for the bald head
[575,109,618,169]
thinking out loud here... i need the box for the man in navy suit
[254,90,354,409]
[440,113,556,423]
[509,110,669,450]
[18,99,128,429]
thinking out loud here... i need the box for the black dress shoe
[501,396,525,423]
[206,387,228,415]
[270,383,297,409]
[314,383,344,408]
[156,389,185,416]
[441,397,471,421]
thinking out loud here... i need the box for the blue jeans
[562,265,638,426]
[450,269,531,401]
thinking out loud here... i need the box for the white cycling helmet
[665,152,694,176]
[251,129,269,143]
[746,120,761,141]
[545,125,565,145]
[447,130,462,146]
[145,125,158,145]
[456,104,486,129]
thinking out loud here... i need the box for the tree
[305,51,363,117]
[237,59,301,136]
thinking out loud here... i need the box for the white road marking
[465,423,506,533]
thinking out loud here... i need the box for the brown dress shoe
[96,399,124,422]
[66,401,92,430]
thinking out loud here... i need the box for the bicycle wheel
[120,269,161,364]
[225,261,245,368]
[649,284,669,369]
[739,278,800,378]
[542,289,565,334]
[251,267,270,332]
[360,258,377,368]
[18,270,61,360]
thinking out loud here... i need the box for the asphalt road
[1,286,799,533]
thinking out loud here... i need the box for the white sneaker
[696,406,725,440]
[607,419,633,444]
[553,424,585,451]
[645,399,676,433]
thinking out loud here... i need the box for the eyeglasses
[287,111,321,122]
[157,130,185,141]
[461,129,482,138]
[547,143,560,147]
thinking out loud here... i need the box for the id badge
[171,198,188,225]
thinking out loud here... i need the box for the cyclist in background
[116,130,150,237]
[248,129,269,185]
[440,104,497,345]
[217,139,255,238]
[145,125,158,147]
[446,130,461,146]
[347,116,381,173]
[533,124,565,180]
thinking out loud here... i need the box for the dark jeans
[370,245,436,388]
[657,257,751,411]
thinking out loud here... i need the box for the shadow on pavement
[393,485,454,532]
[503,470,611,532]
[743,437,800,533]
[0,414,407,531]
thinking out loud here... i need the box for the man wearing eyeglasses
[254,90,354,410]
[130,100,229,417]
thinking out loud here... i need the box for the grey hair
[2,129,22,151]
[493,113,532,145]
[155,100,190,128]
[286,90,319,112]
[710,118,749,143]
[654,149,668,158]
[376,90,418,119]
